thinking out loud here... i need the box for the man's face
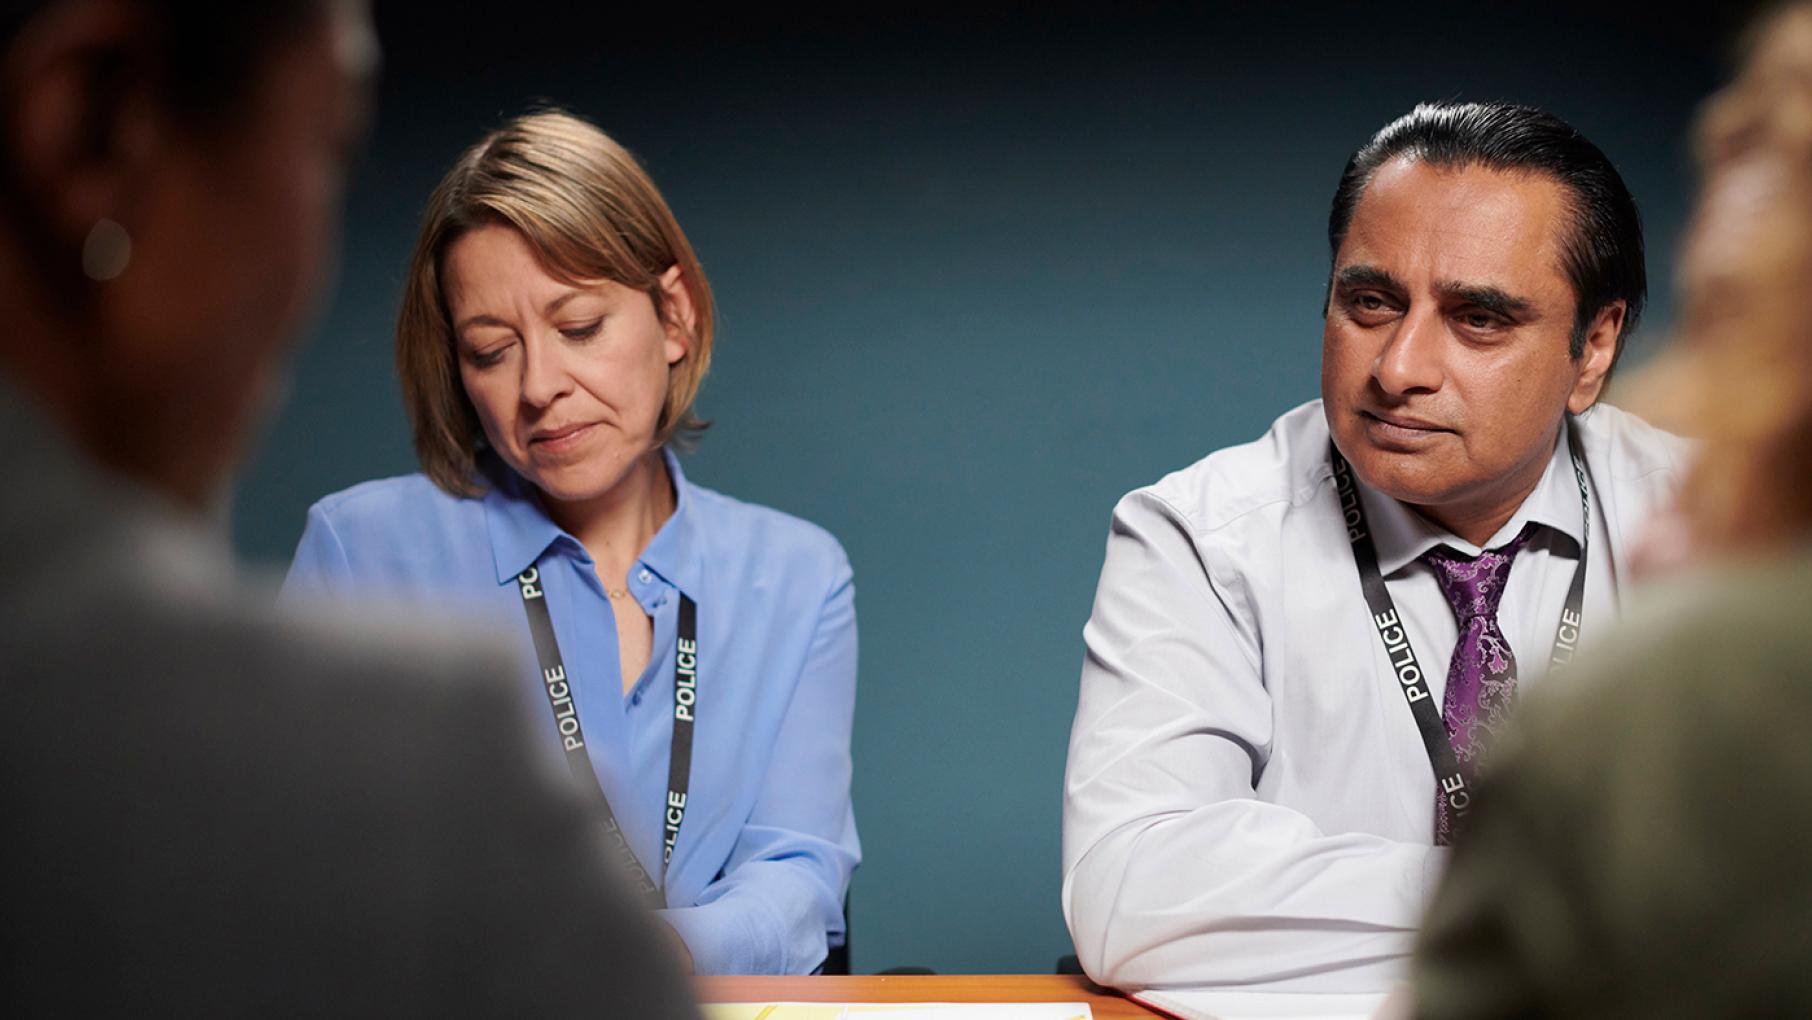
[1320,157,1610,528]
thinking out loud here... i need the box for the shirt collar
[483,447,703,599]
[638,448,704,600]
[1363,423,1586,577]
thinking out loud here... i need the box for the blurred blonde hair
[396,109,716,497]
[1636,3,1812,548]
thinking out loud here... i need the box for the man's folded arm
[1061,489,1441,992]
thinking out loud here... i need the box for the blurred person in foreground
[1412,4,1812,1016]
[0,1,697,1015]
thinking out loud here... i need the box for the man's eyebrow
[1437,281,1536,320]
[1333,265,1404,293]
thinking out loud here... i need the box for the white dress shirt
[1061,399,1685,994]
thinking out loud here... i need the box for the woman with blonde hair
[1410,4,1812,1016]
[286,109,858,976]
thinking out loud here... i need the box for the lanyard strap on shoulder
[516,564,697,909]
[1549,429,1591,673]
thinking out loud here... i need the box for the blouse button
[631,691,644,706]
[637,569,653,584]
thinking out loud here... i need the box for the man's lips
[1361,409,1451,433]
[1359,409,1455,448]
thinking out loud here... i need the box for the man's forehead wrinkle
[1336,174,1576,309]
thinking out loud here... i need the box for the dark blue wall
[232,2,1736,973]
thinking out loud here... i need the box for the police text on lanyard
[517,565,696,908]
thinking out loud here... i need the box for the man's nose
[1372,305,1444,396]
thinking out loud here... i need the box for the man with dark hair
[1061,101,1686,996]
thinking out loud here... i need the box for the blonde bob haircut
[396,109,716,497]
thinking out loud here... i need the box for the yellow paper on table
[702,1007,846,1020]
[703,1004,1091,1020]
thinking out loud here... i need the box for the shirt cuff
[661,901,764,975]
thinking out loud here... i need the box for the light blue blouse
[284,449,859,975]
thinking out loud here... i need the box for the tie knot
[1422,526,1535,624]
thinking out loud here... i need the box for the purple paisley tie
[1423,524,1535,845]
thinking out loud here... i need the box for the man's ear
[1567,300,1624,414]
[2,0,161,255]
[657,263,697,365]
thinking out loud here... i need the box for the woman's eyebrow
[453,312,512,334]
[544,290,595,317]
[455,290,596,335]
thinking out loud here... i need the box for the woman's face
[443,223,691,508]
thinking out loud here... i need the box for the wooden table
[696,975,1170,1017]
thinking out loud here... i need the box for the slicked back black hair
[1327,101,1647,364]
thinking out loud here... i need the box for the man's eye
[1460,311,1501,330]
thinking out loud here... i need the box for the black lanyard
[516,564,696,909]
[1331,424,1590,827]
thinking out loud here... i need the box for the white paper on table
[1131,989,1385,1020]
[702,1003,1093,1020]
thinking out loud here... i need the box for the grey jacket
[0,389,700,1018]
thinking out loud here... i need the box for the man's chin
[1343,445,1469,511]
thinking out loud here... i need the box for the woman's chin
[519,455,650,510]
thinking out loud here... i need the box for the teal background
[232,3,1737,973]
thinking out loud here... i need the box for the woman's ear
[657,263,696,365]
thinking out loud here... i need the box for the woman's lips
[528,421,597,453]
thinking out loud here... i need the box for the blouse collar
[482,446,703,600]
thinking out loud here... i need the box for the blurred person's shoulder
[1,473,539,793]
[1507,544,1812,775]
[0,475,698,1014]
[0,382,541,824]
[1427,547,1812,1019]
